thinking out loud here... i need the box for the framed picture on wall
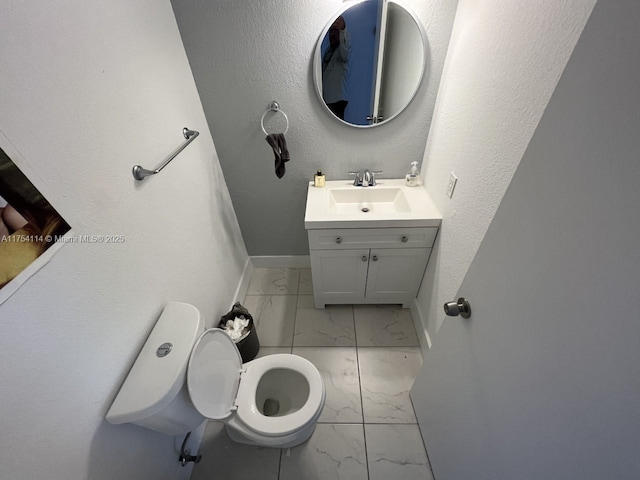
[0,131,72,304]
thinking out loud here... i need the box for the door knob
[372,255,378,262]
[444,297,471,319]
[361,255,368,262]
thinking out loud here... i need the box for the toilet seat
[187,329,324,438]
[236,354,324,437]
[187,328,242,420]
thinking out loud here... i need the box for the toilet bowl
[106,302,325,449]
[187,328,325,448]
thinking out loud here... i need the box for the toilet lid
[187,328,242,420]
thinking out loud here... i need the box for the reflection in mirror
[314,0,427,128]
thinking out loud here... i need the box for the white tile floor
[191,268,433,480]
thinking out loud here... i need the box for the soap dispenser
[406,161,421,187]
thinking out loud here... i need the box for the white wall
[171,0,458,255]
[0,1,248,479]
[415,0,596,340]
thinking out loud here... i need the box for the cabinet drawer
[308,227,437,250]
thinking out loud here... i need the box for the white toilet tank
[105,302,206,435]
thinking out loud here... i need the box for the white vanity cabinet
[308,227,438,308]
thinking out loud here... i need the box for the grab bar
[132,127,199,181]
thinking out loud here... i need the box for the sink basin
[328,187,411,214]
[305,179,441,229]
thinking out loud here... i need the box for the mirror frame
[313,0,428,128]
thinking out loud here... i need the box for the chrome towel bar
[132,127,199,181]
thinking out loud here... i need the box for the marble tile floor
[191,268,433,480]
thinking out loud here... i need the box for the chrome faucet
[362,169,373,187]
[348,169,382,187]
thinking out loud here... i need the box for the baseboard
[408,298,432,354]
[233,257,254,304]
[250,255,311,268]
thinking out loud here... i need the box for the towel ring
[261,101,289,136]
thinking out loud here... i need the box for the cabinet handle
[361,255,368,262]
[401,236,408,243]
[336,237,342,244]
[372,255,378,262]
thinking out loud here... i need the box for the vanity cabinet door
[310,249,370,308]
[365,248,431,303]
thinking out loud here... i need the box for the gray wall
[172,0,458,255]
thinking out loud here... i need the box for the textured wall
[0,1,247,479]
[172,0,459,255]
[415,0,596,340]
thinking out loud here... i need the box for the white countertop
[305,179,442,229]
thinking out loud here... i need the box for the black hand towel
[266,133,290,178]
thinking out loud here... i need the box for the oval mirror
[313,0,427,128]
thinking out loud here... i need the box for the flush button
[157,343,173,357]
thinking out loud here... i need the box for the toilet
[106,302,325,448]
